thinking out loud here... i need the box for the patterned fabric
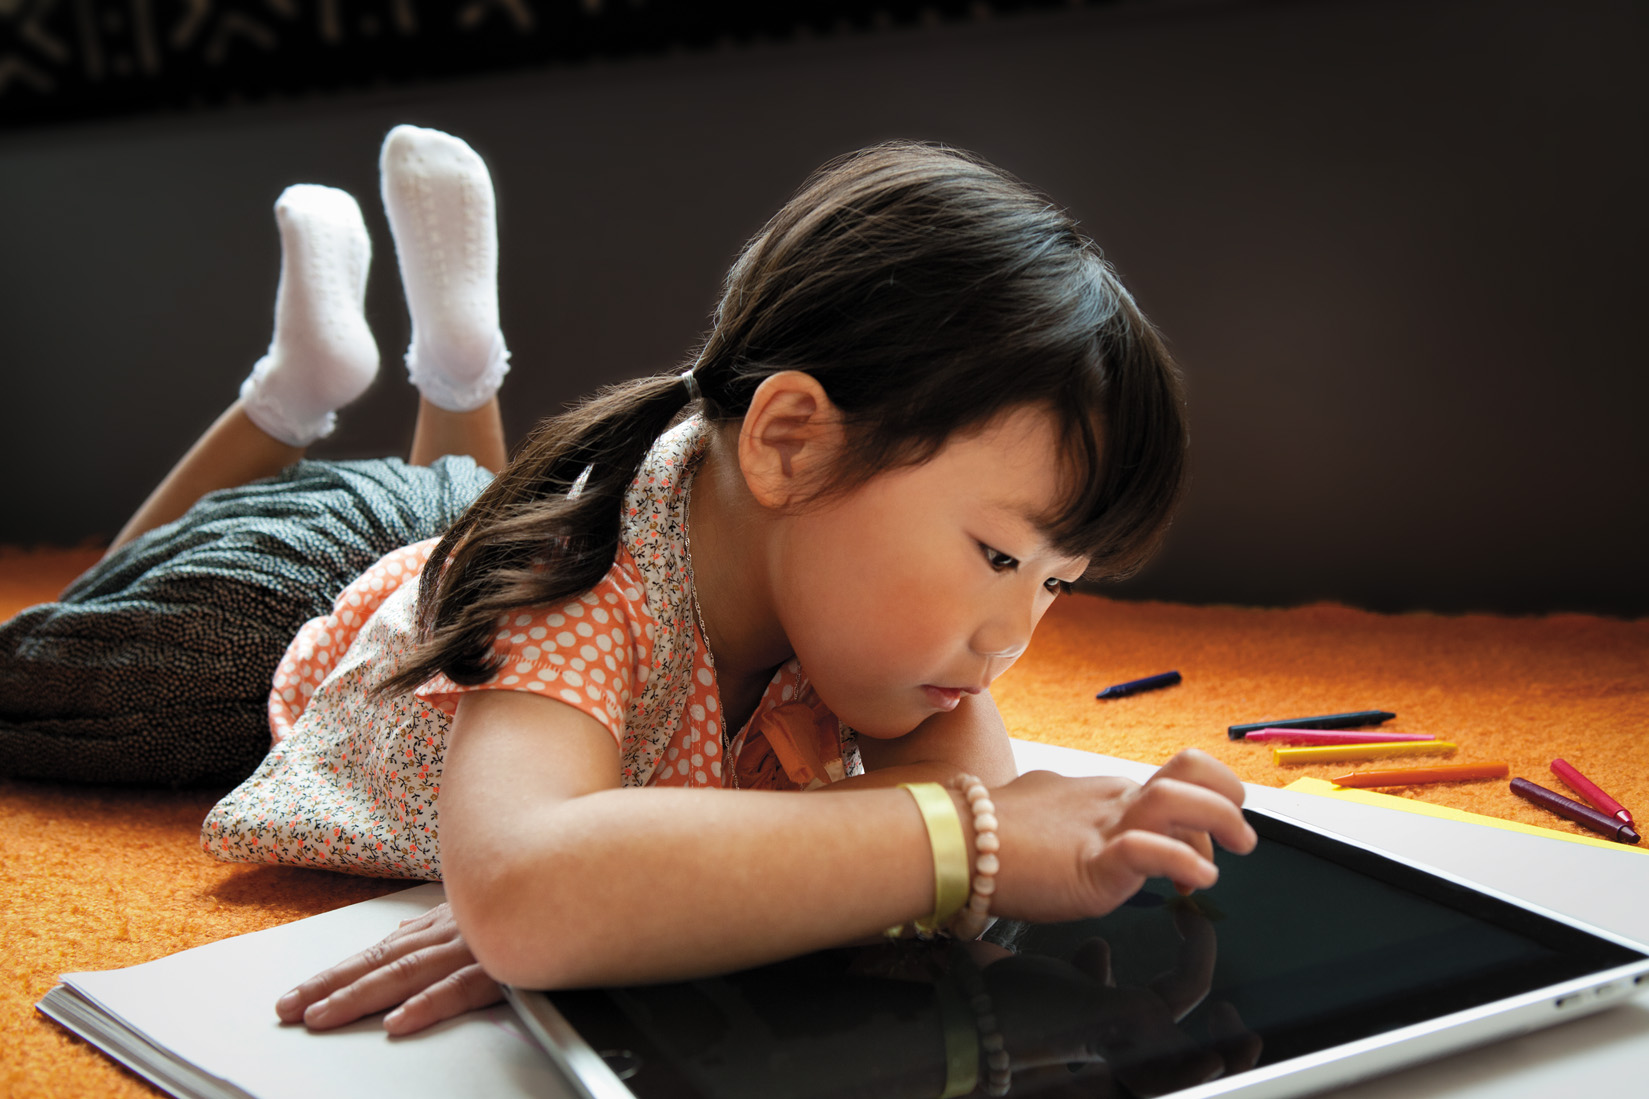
[201,417,863,880]
[265,541,653,747]
[0,456,493,788]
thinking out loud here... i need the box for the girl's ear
[737,371,845,510]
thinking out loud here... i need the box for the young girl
[0,127,1255,1051]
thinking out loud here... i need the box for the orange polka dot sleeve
[413,546,656,746]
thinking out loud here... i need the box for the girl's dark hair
[381,141,1187,696]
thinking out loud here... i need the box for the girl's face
[769,404,1090,738]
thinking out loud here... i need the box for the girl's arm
[274,691,1010,1032]
[441,689,935,986]
[441,689,1254,988]
[280,689,1253,1027]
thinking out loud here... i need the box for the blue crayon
[1096,670,1182,700]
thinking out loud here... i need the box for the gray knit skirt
[0,457,493,788]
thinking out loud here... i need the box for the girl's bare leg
[107,185,378,556]
[409,395,507,472]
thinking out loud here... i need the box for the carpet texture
[3,546,1646,1098]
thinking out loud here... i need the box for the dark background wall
[2,0,1644,615]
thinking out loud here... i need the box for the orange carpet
[3,548,1646,1098]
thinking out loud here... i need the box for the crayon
[1228,710,1395,740]
[1510,778,1640,845]
[1330,761,1509,788]
[1244,729,1436,746]
[1272,741,1456,765]
[1095,670,1182,700]
[1550,758,1633,826]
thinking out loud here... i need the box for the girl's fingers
[991,761,1257,923]
[1087,830,1219,901]
[383,963,504,1034]
[300,935,478,1029]
[274,904,478,1030]
[1122,778,1257,855]
[275,948,394,1024]
[1152,749,1248,809]
[275,916,447,1022]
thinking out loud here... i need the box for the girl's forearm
[446,784,954,989]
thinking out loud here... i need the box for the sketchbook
[36,883,570,1099]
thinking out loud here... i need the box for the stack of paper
[37,883,574,1099]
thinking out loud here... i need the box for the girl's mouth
[921,685,963,711]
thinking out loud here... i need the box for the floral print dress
[201,418,863,879]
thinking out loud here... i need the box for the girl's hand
[988,749,1258,924]
[274,902,501,1034]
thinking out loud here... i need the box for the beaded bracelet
[948,773,1000,941]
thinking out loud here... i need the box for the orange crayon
[1331,761,1511,788]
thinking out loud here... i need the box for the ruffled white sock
[380,124,510,413]
[239,184,378,447]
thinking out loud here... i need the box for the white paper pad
[39,883,571,1099]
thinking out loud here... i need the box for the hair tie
[678,369,702,404]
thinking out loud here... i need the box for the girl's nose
[969,601,1033,660]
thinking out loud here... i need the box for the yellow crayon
[1273,740,1457,765]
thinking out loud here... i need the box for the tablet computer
[506,806,1649,1099]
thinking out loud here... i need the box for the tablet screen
[542,809,1646,1098]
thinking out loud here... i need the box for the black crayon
[1096,670,1182,700]
[1227,710,1396,741]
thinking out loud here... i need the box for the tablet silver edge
[503,983,637,1099]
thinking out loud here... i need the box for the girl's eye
[1044,577,1075,596]
[981,545,1018,572]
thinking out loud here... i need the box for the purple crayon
[1509,778,1641,845]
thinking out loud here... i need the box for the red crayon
[1550,758,1633,826]
[1510,778,1640,846]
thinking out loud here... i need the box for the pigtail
[376,371,695,698]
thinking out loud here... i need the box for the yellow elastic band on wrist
[900,781,970,934]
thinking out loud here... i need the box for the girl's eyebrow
[982,498,1087,572]
[977,496,1054,536]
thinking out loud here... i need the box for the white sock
[380,124,510,413]
[239,184,378,447]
